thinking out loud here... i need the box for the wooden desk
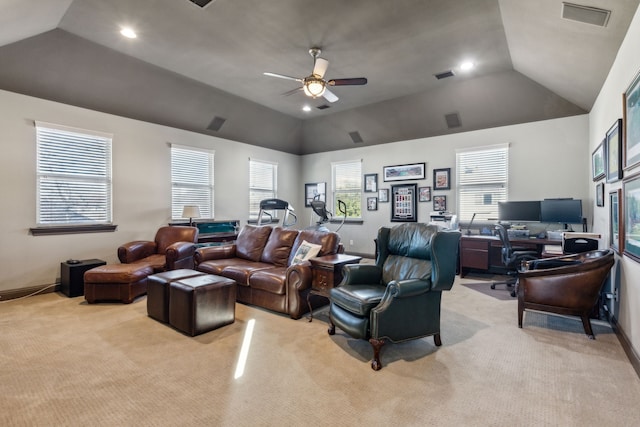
[307,254,362,321]
[459,235,561,277]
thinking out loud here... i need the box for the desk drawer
[461,240,489,250]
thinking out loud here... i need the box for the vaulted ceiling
[0,0,638,154]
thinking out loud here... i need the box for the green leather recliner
[328,223,461,370]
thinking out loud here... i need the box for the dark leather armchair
[491,224,538,297]
[118,226,199,272]
[327,223,461,370]
[518,249,614,339]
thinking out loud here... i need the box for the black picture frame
[418,186,431,202]
[391,183,417,222]
[433,168,451,190]
[624,68,640,170]
[378,188,389,203]
[364,173,378,192]
[383,163,426,182]
[433,195,447,211]
[592,141,605,181]
[606,118,623,183]
[596,182,605,207]
[623,171,640,262]
[609,189,623,254]
[367,197,378,211]
[304,182,326,207]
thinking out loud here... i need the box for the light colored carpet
[1,276,639,426]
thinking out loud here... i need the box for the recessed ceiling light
[120,27,137,39]
[302,105,311,112]
[460,61,474,71]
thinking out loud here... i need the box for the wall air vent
[207,116,226,131]
[316,104,331,110]
[349,131,364,144]
[434,70,455,80]
[562,2,610,27]
[445,112,462,129]
[188,0,216,9]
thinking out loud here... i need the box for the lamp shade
[182,205,201,220]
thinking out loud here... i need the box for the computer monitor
[498,201,541,222]
[540,199,582,226]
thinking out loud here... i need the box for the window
[171,144,214,220]
[332,160,362,219]
[456,144,509,222]
[36,122,112,226]
[249,159,277,219]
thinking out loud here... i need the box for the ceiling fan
[263,48,367,103]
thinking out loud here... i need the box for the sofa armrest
[195,244,237,264]
[386,279,430,298]
[286,261,313,292]
[430,230,461,291]
[118,241,156,264]
[165,241,196,270]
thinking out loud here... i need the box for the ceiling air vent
[349,131,364,144]
[316,104,331,110]
[207,116,226,131]
[445,112,462,129]
[188,0,216,9]
[434,70,455,80]
[562,2,610,27]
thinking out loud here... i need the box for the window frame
[249,158,278,220]
[332,159,363,220]
[170,144,215,221]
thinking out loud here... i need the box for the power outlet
[349,240,354,246]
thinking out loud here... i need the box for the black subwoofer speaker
[60,259,106,297]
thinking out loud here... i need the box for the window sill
[30,224,118,236]
[331,219,363,225]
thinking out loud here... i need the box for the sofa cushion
[235,225,272,262]
[197,258,252,276]
[260,227,298,266]
[249,267,287,295]
[222,262,274,286]
[289,230,339,265]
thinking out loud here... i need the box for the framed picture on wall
[623,171,640,262]
[433,168,451,190]
[623,68,640,170]
[433,195,447,211]
[391,183,417,222]
[367,197,378,211]
[596,182,605,207]
[592,141,605,181]
[419,186,431,202]
[606,119,623,183]
[383,163,425,182]
[364,173,378,192]
[304,182,326,207]
[378,188,389,203]
[609,189,623,254]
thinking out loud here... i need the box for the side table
[60,259,106,297]
[307,254,362,322]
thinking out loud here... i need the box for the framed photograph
[433,168,451,190]
[624,68,640,170]
[419,186,431,202]
[378,188,389,203]
[623,171,640,262]
[367,197,378,211]
[304,182,326,207]
[596,182,605,207]
[383,163,426,182]
[592,141,605,181]
[364,173,378,192]
[606,119,624,183]
[391,183,417,222]
[433,195,447,211]
[610,189,623,254]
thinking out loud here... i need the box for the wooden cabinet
[460,238,489,276]
[307,254,362,321]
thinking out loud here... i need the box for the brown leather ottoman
[147,269,206,323]
[169,275,236,336]
[84,264,153,304]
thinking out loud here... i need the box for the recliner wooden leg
[581,315,595,340]
[328,320,335,335]
[369,338,385,371]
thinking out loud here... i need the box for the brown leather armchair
[118,226,199,272]
[517,249,614,339]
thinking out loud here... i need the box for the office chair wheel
[510,290,516,297]
[490,284,496,289]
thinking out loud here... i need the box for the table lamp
[182,205,201,227]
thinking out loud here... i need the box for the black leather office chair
[491,224,538,297]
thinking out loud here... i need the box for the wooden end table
[307,254,362,322]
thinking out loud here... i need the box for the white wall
[301,115,589,255]
[589,5,640,357]
[0,89,300,293]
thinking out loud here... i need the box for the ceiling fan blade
[313,58,329,78]
[282,87,303,97]
[322,88,339,103]
[263,72,303,82]
[328,77,368,86]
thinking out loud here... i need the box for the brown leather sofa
[118,225,199,272]
[517,249,615,339]
[195,225,340,319]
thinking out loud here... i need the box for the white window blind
[456,144,509,221]
[171,144,214,220]
[332,160,362,219]
[249,159,277,219]
[36,122,112,226]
